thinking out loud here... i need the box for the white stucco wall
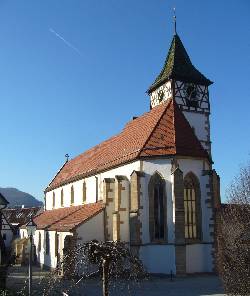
[34,229,72,269]
[141,158,174,244]
[186,244,213,273]
[46,161,140,210]
[43,155,213,273]
[182,111,208,142]
[141,157,213,273]
[140,245,176,274]
[76,211,104,243]
[177,158,213,244]
[150,80,172,108]
[33,212,104,269]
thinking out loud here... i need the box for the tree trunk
[102,259,109,296]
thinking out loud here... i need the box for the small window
[45,231,50,255]
[55,233,59,257]
[3,233,6,240]
[38,232,41,252]
[61,189,64,207]
[71,186,74,205]
[82,182,86,204]
[52,192,55,208]
[95,177,98,202]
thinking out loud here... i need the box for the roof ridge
[138,99,172,157]
[46,160,69,192]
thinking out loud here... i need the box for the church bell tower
[147,28,213,156]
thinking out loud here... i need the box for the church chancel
[26,18,220,274]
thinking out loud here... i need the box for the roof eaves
[45,150,141,192]
[35,207,81,231]
[44,160,69,192]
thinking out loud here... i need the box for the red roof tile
[47,99,208,191]
[33,202,104,232]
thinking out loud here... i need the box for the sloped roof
[46,98,208,192]
[31,202,104,232]
[3,207,42,226]
[148,34,212,93]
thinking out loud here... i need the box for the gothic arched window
[71,186,74,205]
[184,172,202,241]
[148,172,166,242]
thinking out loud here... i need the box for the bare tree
[216,162,250,295]
[18,240,147,296]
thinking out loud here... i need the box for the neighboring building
[24,27,220,274]
[4,207,42,238]
[0,192,12,267]
[1,212,14,249]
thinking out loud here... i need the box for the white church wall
[182,111,207,143]
[150,80,172,108]
[178,158,213,244]
[141,158,213,273]
[76,211,104,243]
[34,229,72,269]
[46,161,141,210]
[141,159,174,244]
[186,244,213,273]
[140,245,176,274]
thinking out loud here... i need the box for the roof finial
[65,153,69,162]
[173,7,177,35]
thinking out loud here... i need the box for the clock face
[185,83,197,99]
[184,83,199,108]
[157,90,165,102]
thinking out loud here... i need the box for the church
[22,24,220,274]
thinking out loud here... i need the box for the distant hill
[0,187,43,208]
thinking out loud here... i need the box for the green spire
[148,34,212,93]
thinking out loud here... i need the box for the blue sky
[0,0,249,202]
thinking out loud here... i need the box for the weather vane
[65,154,69,162]
[173,7,177,35]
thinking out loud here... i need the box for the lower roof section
[22,202,104,232]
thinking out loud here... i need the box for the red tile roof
[31,202,104,232]
[47,99,208,191]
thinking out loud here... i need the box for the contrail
[49,28,82,56]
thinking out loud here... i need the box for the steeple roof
[148,34,212,93]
